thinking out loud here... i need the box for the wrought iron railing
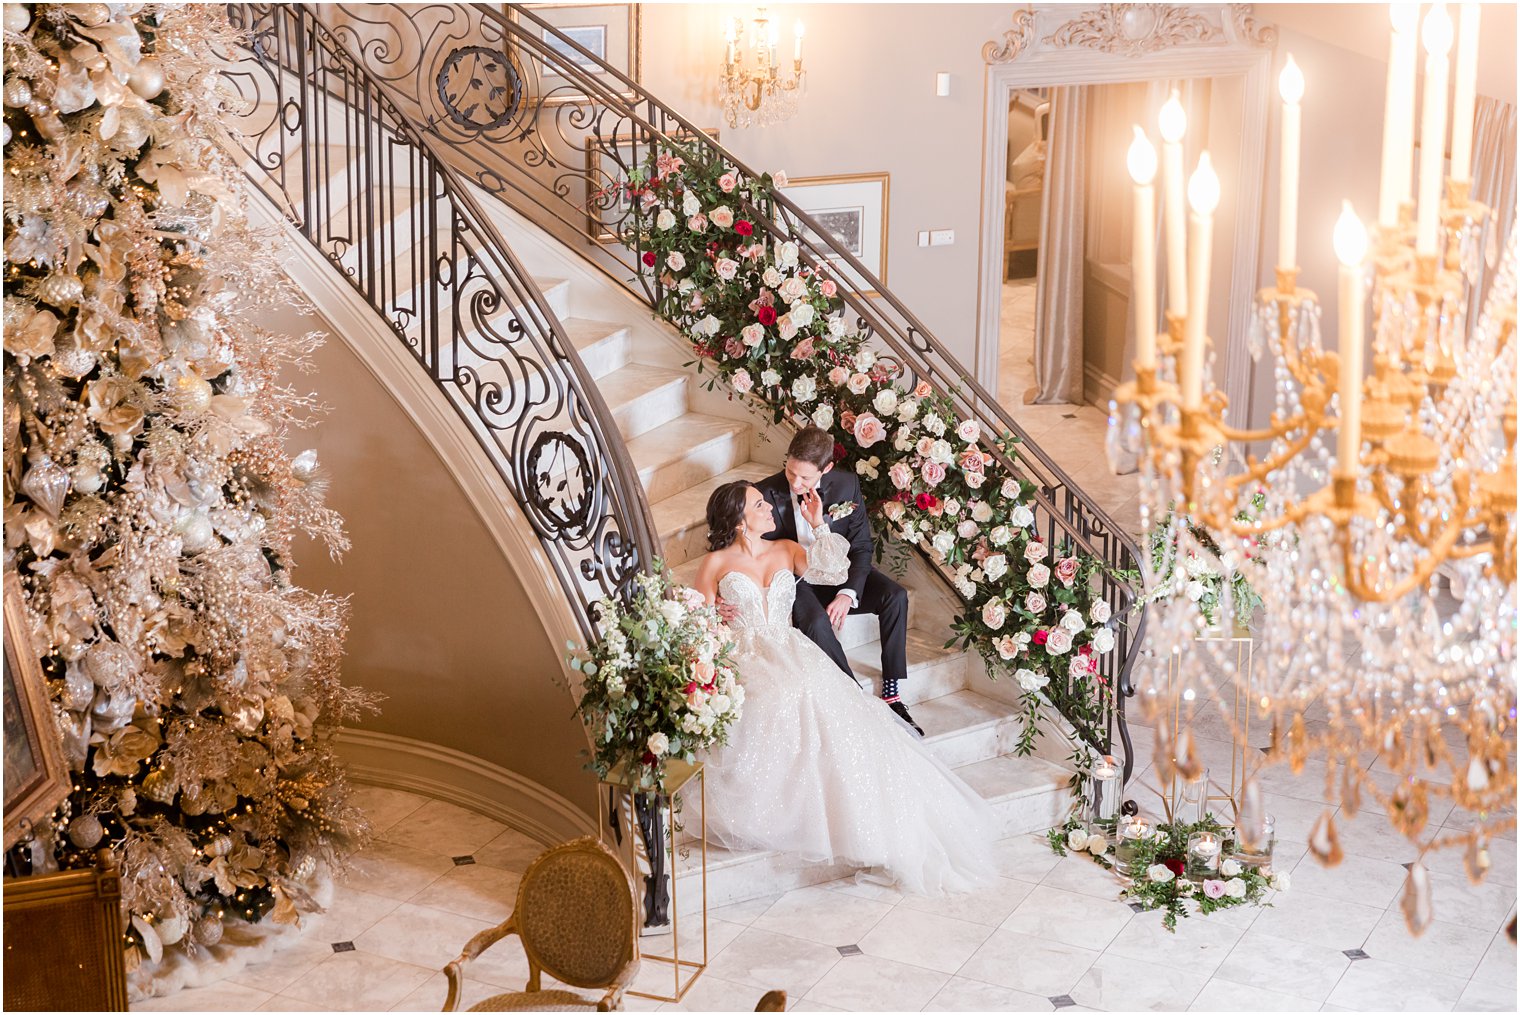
[220,3,660,641]
[259,2,1146,779]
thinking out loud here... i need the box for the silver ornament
[175,511,216,553]
[155,913,188,947]
[192,914,223,947]
[69,3,111,27]
[20,453,70,517]
[3,76,31,108]
[172,373,213,413]
[69,463,105,495]
[36,272,85,310]
[66,181,111,220]
[3,5,32,32]
[291,449,320,481]
[128,59,164,100]
[50,339,98,379]
[2,123,10,145]
[67,815,104,849]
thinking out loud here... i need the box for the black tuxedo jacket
[755,469,874,602]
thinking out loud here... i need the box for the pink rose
[772,170,789,187]
[942,498,961,517]
[688,213,708,232]
[1203,880,1226,899]
[715,257,740,280]
[820,279,838,297]
[957,520,979,539]
[1027,562,1051,588]
[1045,627,1074,654]
[957,419,981,444]
[1024,539,1049,563]
[724,337,745,357]
[965,471,986,489]
[777,314,799,341]
[889,462,914,490]
[1067,654,1092,679]
[848,373,871,395]
[1054,557,1080,587]
[731,369,753,394]
[790,337,816,360]
[710,206,735,228]
[882,499,906,523]
[960,449,985,473]
[917,436,937,458]
[828,365,850,386]
[853,413,886,449]
[718,171,738,193]
[921,461,946,487]
[666,251,686,271]
[1025,591,1047,613]
[913,381,933,398]
[741,323,765,347]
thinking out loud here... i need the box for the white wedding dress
[704,567,998,896]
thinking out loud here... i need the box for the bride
[692,480,997,896]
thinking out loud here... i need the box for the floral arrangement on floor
[1047,815,1286,931]
[570,565,742,792]
[616,141,1123,801]
[3,2,374,978]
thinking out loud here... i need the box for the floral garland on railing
[616,142,1125,803]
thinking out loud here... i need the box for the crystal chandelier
[719,7,806,129]
[1110,1,1516,925]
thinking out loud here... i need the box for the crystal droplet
[1401,862,1433,936]
[1288,714,1309,775]
[1340,762,1362,819]
[1466,756,1490,792]
[1390,780,1430,838]
[20,452,69,518]
[1238,778,1267,850]
[1173,728,1203,781]
[1308,810,1344,867]
[1463,836,1491,884]
[1153,722,1177,784]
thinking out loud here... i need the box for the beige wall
[273,306,597,816]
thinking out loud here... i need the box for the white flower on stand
[647,732,670,757]
[656,208,676,230]
[1015,668,1048,692]
[1010,504,1035,528]
[1146,864,1175,883]
[1219,858,1242,877]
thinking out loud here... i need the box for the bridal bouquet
[571,567,743,792]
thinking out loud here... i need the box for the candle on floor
[1128,126,1159,371]
[1416,2,1454,256]
[1183,153,1219,409]
[1378,4,1420,229]
[1278,55,1304,271]
[1334,203,1369,474]
[1159,92,1189,315]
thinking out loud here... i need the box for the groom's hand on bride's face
[826,594,851,631]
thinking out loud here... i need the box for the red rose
[735,219,754,236]
[894,490,913,504]
[1033,629,1049,645]
[833,441,848,463]
[915,492,939,511]
[642,751,658,765]
[641,251,657,267]
[1163,857,1186,877]
[757,305,778,326]
[685,681,699,695]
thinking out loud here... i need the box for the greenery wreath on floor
[616,140,1130,805]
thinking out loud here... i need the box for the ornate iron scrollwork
[436,45,523,131]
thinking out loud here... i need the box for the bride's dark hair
[706,480,756,552]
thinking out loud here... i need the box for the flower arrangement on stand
[618,141,1123,807]
[1144,491,1271,629]
[1047,814,1285,931]
[570,566,742,792]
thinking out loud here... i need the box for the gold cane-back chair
[443,836,640,1012]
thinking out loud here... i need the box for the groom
[755,426,921,736]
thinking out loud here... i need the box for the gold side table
[598,759,708,1003]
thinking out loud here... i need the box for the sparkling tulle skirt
[703,624,998,897]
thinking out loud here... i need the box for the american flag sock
[881,676,900,702]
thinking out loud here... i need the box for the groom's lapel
[763,474,795,540]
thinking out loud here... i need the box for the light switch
[935,72,951,97]
[917,231,931,247]
[929,229,955,246]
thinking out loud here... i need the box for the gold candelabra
[719,8,806,129]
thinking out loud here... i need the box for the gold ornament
[68,3,112,28]
[35,272,85,310]
[3,75,32,108]
[191,914,223,947]
[128,59,165,100]
[20,453,70,518]
[67,814,104,848]
[3,4,32,32]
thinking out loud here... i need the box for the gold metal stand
[598,760,708,1003]
[1164,623,1256,820]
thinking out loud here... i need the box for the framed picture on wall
[512,3,641,105]
[584,127,721,243]
[4,575,71,851]
[784,173,891,298]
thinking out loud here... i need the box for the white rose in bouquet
[792,303,816,328]
[1046,627,1074,654]
[1010,504,1035,527]
[931,530,955,556]
[682,191,701,216]
[647,732,670,757]
[1060,610,1086,634]
[1090,599,1112,624]
[957,520,979,540]
[1025,591,1047,613]
[1223,878,1248,899]
[1067,828,1090,852]
[1185,579,1207,602]
[874,388,899,415]
[981,599,1007,631]
[1015,668,1048,692]
[1146,864,1175,883]
[1001,478,1020,499]
[760,369,781,387]
[971,500,994,523]
[658,600,687,625]
[990,525,1014,546]
[922,413,946,436]
[1024,539,1049,563]
[983,554,1008,580]
[813,404,835,430]
[791,375,818,403]
[1219,858,1242,877]
[1091,627,1116,654]
[656,208,676,230]
[1027,563,1051,588]
[763,266,784,288]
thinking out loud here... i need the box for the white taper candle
[1183,153,1219,409]
[1416,3,1454,255]
[1128,127,1159,371]
[1449,3,1480,182]
[1334,202,1368,473]
[1279,56,1304,270]
[1379,5,1421,229]
[1159,92,1189,314]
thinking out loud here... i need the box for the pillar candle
[1450,3,1481,182]
[1416,3,1454,255]
[1128,127,1159,371]
[1379,5,1420,228]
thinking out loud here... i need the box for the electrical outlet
[929,229,955,246]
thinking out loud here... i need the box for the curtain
[1032,85,1088,404]
[1469,95,1516,322]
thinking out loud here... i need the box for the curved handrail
[220,3,660,641]
[297,2,1146,774]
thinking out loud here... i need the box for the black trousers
[790,568,909,689]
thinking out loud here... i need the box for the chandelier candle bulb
[1379,4,1420,228]
[1416,2,1454,255]
[1449,3,1480,183]
[1184,152,1220,408]
[1128,126,1159,371]
[1278,56,1304,271]
[794,21,804,62]
[1334,203,1369,473]
[1159,92,1189,313]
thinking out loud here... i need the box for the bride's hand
[800,488,825,529]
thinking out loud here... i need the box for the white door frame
[974,5,1275,423]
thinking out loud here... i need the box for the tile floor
[137,780,1515,1013]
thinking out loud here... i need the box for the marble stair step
[562,317,631,380]
[596,363,690,442]
[953,753,1072,837]
[627,415,751,504]
[917,688,1025,769]
[650,462,777,568]
[842,627,957,701]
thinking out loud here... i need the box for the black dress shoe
[887,700,924,737]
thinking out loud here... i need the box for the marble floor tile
[1362,908,1495,980]
[802,953,949,1012]
[957,929,1099,996]
[1104,908,1246,977]
[388,972,496,1012]
[379,799,509,857]
[1423,870,1519,935]
[994,833,1063,883]
[1069,951,1209,1012]
[710,893,783,926]
[702,927,841,998]
[1212,929,1353,1002]
[661,972,779,1012]
[279,950,436,1011]
[1454,977,1519,1012]
[300,885,406,946]
[351,902,504,985]
[896,874,1034,927]
[1421,835,1518,888]
[1325,957,1468,1012]
[341,838,456,902]
[405,862,522,924]
[1286,852,1409,910]
[750,884,894,948]
[923,975,1055,1012]
[228,934,337,996]
[472,826,548,873]
[1186,978,1322,1012]
[133,981,275,1012]
[1470,928,1519,990]
[350,785,430,835]
[1001,884,1134,951]
[856,906,995,974]
[823,876,907,905]
[638,914,745,964]
[1250,887,1385,952]
[256,995,337,1011]
[1036,853,1130,902]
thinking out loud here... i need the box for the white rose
[1060,611,1086,634]
[873,388,899,415]
[848,373,871,394]
[931,530,956,556]
[1224,878,1247,899]
[710,205,734,228]
[763,266,784,288]
[1015,668,1048,692]
[678,278,696,293]
[982,600,1007,631]
[967,501,990,523]
[922,413,946,436]
[1010,504,1035,528]
[1086,834,1108,857]
[731,369,753,394]
[741,323,765,347]
[854,455,878,479]
[956,578,976,598]
[777,241,800,267]
[647,732,670,756]
[656,208,676,230]
[893,429,916,452]
[682,192,701,216]
[900,520,919,543]
[692,314,721,337]
[983,554,1008,580]
[1090,600,1112,624]
[994,636,1018,660]
[1066,828,1090,852]
[779,276,808,303]
[665,251,686,271]
[1091,627,1116,654]
[791,303,815,328]
[957,520,979,539]
[1025,591,1047,613]
[1270,871,1291,892]
[929,439,955,465]
[1147,864,1175,883]
[990,525,1013,546]
[1185,579,1207,602]
[1001,479,1019,499]
[760,369,781,387]
[942,498,961,517]
[1027,563,1051,588]
[659,600,688,625]
[957,419,981,444]
[896,398,920,421]
[812,404,835,429]
[827,315,849,338]
[1046,627,1074,654]
[791,375,818,403]
[855,348,878,370]
[1220,859,1242,877]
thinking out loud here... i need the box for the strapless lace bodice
[717,568,796,632]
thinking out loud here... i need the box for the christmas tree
[3,2,372,974]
